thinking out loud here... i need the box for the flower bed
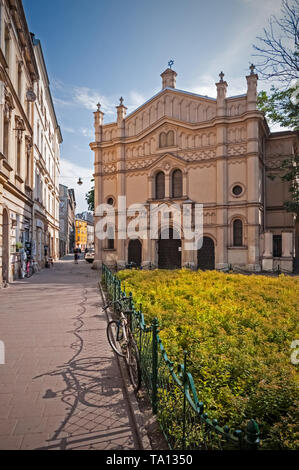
[117,269,299,449]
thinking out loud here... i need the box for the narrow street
[0,256,144,450]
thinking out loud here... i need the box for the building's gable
[124,88,217,138]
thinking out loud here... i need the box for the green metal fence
[102,263,260,450]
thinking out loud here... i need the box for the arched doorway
[197,236,215,270]
[128,239,142,267]
[2,209,9,283]
[158,227,181,269]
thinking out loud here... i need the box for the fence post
[113,277,117,301]
[182,350,188,450]
[152,318,159,415]
[139,303,142,352]
[129,292,133,332]
[118,279,121,300]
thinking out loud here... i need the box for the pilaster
[262,231,273,271]
[92,103,104,269]
[215,81,228,269]
[216,71,227,117]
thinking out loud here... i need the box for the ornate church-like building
[90,65,298,273]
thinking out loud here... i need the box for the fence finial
[246,419,260,449]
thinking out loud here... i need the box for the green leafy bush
[118,269,299,449]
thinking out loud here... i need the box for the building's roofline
[31,35,63,143]
[269,130,298,138]
[15,0,39,80]
[109,88,247,125]
[125,87,217,121]
[227,94,247,100]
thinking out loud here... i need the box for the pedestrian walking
[74,247,79,264]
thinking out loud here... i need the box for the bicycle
[25,257,34,278]
[104,298,141,392]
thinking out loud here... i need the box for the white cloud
[61,125,75,134]
[72,86,148,117]
[51,78,150,121]
[53,97,74,107]
[126,91,146,112]
[80,128,94,138]
[59,159,93,213]
[189,74,247,98]
[73,86,116,115]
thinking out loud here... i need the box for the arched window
[159,132,167,148]
[233,219,243,247]
[155,171,165,199]
[167,130,174,147]
[172,169,183,198]
[107,225,114,249]
[159,131,175,148]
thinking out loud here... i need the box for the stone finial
[216,72,228,116]
[246,64,258,110]
[94,102,104,140]
[116,96,127,129]
[161,67,177,89]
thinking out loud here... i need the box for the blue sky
[23,0,283,212]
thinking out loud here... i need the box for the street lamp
[77,177,83,186]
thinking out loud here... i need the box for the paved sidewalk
[0,256,144,450]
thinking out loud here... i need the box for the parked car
[85,249,95,263]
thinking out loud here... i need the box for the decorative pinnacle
[219,71,224,82]
[119,96,124,106]
[168,59,174,69]
[96,102,101,111]
[250,63,255,75]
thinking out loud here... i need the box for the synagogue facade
[90,65,298,273]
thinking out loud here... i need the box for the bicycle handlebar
[103,296,130,313]
[103,296,128,311]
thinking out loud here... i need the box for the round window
[232,185,243,196]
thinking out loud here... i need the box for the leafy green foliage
[258,86,299,130]
[85,179,94,211]
[258,85,299,214]
[118,269,299,449]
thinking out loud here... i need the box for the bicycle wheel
[106,320,126,357]
[127,337,141,392]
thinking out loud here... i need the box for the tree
[253,0,299,85]
[254,0,299,215]
[257,85,299,130]
[280,155,299,214]
[257,86,299,215]
[85,179,94,212]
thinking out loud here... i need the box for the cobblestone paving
[0,256,140,450]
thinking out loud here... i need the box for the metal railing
[102,263,260,450]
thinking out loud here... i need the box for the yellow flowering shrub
[117,269,299,449]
